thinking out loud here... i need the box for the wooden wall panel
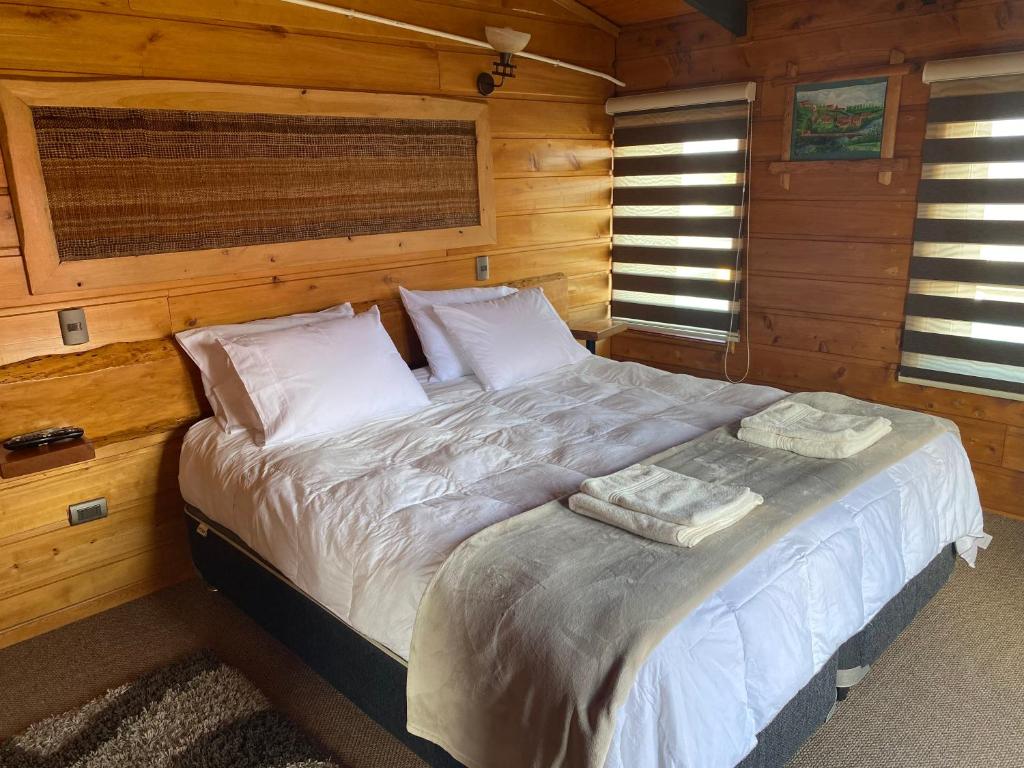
[1003,428,1024,473]
[749,275,907,322]
[611,0,1024,519]
[568,270,611,309]
[749,201,917,242]
[0,0,615,644]
[748,238,910,281]
[748,311,902,364]
[489,100,611,138]
[616,1,1024,92]
[614,332,1024,429]
[125,0,615,67]
[0,197,17,249]
[0,340,203,443]
[495,175,611,213]
[0,257,27,299]
[0,297,171,365]
[492,138,612,176]
[452,209,611,255]
[167,255,596,332]
[0,5,144,77]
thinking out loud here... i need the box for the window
[608,85,754,344]
[900,57,1024,401]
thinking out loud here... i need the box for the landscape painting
[790,77,888,161]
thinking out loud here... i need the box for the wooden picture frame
[788,76,889,161]
[0,79,497,295]
[769,51,911,188]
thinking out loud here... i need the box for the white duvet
[180,356,986,768]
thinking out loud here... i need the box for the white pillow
[220,306,429,446]
[433,287,589,391]
[175,303,353,433]
[399,284,517,381]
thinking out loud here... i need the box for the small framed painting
[790,77,889,161]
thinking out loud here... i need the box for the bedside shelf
[570,320,629,354]
[0,437,95,479]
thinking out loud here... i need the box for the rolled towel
[581,463,758,528]
[738,401,892,459]
[568,488,763,548]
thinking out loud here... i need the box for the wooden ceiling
[569,1,693,26]
[567,0,746,35]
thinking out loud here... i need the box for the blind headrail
[923,51,1024,84]
[606,82,757,116]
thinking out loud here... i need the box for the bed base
[835,547,954,700]
[184,505,955,768]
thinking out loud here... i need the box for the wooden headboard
[0,273,570,446]
[170,270,569,369]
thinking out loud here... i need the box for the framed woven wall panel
[0,79,496,294]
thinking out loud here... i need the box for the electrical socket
[68,497,108,526]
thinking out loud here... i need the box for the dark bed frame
[184,504,955,768]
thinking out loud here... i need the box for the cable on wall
[279,0,626,87]
[723,98,754,384]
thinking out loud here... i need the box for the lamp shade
[485,26,531,54]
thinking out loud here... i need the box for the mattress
[179,355,987,768]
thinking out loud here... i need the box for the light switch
[58,307,89,346]
[475,255,490,282]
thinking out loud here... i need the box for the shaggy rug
[0,651,339,767]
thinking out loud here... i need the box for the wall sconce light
[477,26,532,96]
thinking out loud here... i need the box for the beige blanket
[406,393,955,768]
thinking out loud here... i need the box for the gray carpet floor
[1,512,1021,767]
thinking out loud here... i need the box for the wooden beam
[686,0,747,36]
[549,0,619,37]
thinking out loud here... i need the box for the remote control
[3,426,85,451]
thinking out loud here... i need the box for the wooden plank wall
[611,0,1024,518]
[0,1,614,647]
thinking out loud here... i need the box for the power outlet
[69,497,108,526]
[475,255,490,281]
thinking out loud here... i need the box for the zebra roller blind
[610,86,754,343]
[900,68,1024,401]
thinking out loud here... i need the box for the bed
[179,351,987,768]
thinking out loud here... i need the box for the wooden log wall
[611,0,1024,519]
[0,0,614,647]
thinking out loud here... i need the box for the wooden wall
[0,1,614,647]
[611,0,1024,518]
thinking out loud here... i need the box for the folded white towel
[738,401,892,459]
[568,489,763,548]
[580,463,758,528]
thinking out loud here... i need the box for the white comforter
[180,356,986,768]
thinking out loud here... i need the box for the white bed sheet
[179,356,986,768]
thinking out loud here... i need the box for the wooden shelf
[571,319,628,353]
[769,158,910,188]
[570,318,628,342]
[768,158,909,175]
[0,438,95,479]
